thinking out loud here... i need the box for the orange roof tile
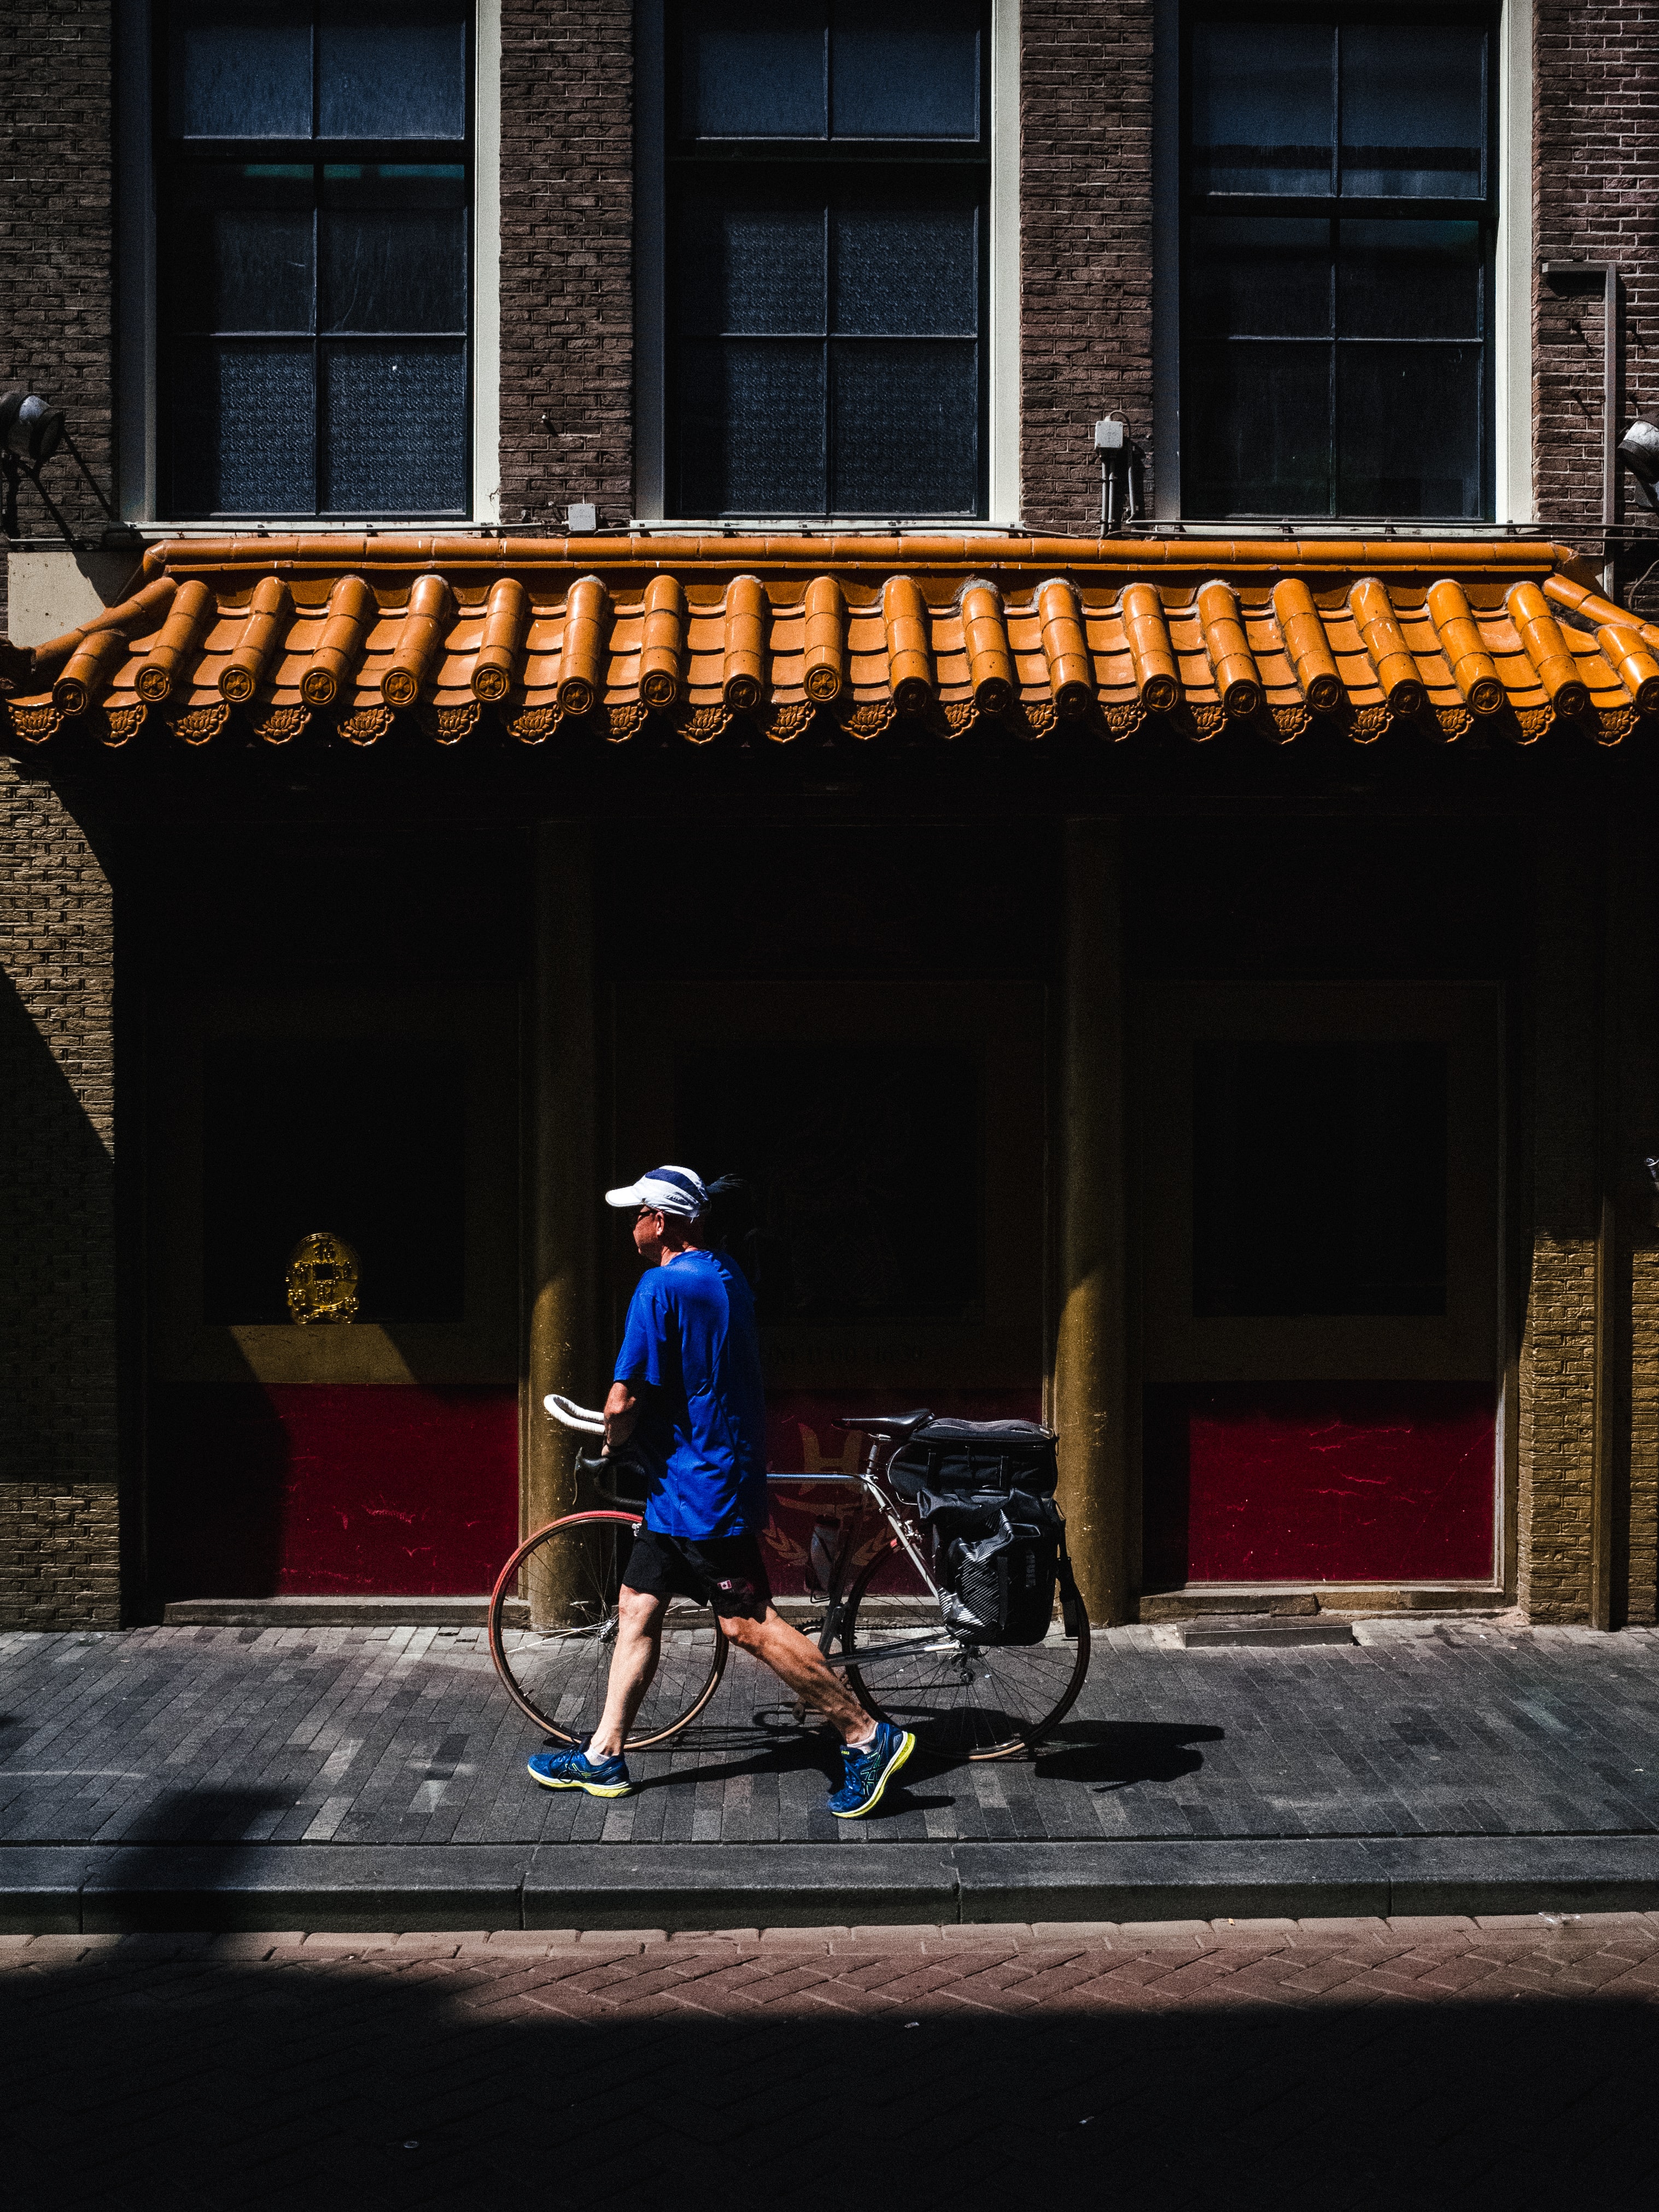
[1,533,1648,750]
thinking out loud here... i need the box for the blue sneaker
[827,1720,916,1819]
[527,1741,633,1797]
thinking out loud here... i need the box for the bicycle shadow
[1030,1720,1223,1788]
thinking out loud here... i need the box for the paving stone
[207,1933,306,1957]
[13,1628,1659,1935]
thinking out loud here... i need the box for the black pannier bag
[912,1484,1080,1647]
[886,1419,1059,1503]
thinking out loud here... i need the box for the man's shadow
[634,1713,1217,1812]
[1031,1721,1223,1788]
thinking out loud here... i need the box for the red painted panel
[1143,1382,1496,1585]
[761,1389,1041,1595]
[151,1384,519,1598]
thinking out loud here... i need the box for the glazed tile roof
[2,532,1653,751]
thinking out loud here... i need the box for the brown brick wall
[1534,0,1659,602]
[497,0,634,530]
[0,760,121,1629]
[0,0,116,622]
[1019,0,1155,532]
[1518,820,1604,1623]
[0,1484,120,1631]
[1605,816,1659,1623]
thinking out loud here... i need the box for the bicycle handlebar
[544,1392,605,1434]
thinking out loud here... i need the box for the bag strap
[1056,1526,1086,1641]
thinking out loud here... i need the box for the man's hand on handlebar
[603,1379,640,1455]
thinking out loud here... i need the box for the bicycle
[488,1398,1091,1761]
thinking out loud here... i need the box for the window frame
[147,0,477,523]
[640,0,1000,526]
[1172,0,1500,525]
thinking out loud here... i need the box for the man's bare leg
[719,1607,876,1744]
[585,1585,668,1758]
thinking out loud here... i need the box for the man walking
[527,1165,915,1818]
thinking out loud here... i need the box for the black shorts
[622,1526,773,1622]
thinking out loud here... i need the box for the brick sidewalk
[3,1619,1658,1849]
[7,1913,1659,2208]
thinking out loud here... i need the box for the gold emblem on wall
[285,1232,360,1325]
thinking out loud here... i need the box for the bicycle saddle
[832,1409,933,1442]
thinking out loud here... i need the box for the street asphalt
[4,1616,1659,1928]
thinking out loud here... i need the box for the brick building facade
[3,0,1659,1633]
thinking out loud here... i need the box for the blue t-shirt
[613,1248,768,1539]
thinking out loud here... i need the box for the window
[202,1040,466,1323]
[665,0,988,520]
[1192,1041,1448,1317]
[675,1043,982,1322]
[157,0,471,518]
[1181,6,1494,521]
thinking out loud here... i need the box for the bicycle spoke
[488,1513,727,1748]
[840,1565,1090,1760]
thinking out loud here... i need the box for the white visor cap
[605,1164,708,1219]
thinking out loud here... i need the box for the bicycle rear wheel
[488,1511,727,1748]
[839,1541,1090,1760]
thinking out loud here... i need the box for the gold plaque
[285,1232,360,1326]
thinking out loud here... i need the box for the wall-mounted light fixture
[1617,418,1659,516]
[0,389,116,546]
[1094,415,1143,535]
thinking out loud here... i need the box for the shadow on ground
[3,1942,1655,2210]
[1032,1719,1224,1787]
[112,1789,297,1846]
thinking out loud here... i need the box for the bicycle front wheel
[839,1542,1090,1761]
[488,1511,728,1748]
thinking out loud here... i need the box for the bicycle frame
[765,1445,955,1670]
[542,1393,952,1665]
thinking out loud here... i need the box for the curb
[7,1836,1659,1933]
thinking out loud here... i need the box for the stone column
[524,821,599,1625]
[1518,812,1605,1623]
[1052,818,1129,1624]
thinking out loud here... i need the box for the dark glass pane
[1187,216,1330,338]
[170,341,318,513]
[830,0,980,139]
[168,0,312,137]
[1193,1042,1447,1318]
[1182,340,1331,516]
[317,0,467,139]
[174,167,315,333]
[678,197,826,335]
[1189,21,1333,196]
[832,202,977,333]
[321,168,467,332]
[830,340,977,513]
[676,1043,981,1321]
[678,0,827,138]
[1337,342,1482,516]
[321,339,467,511]
[677,339,828,514]
[1339,220,1482,338]
[202,1041,465,1325]
[1341,25,1485,199]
